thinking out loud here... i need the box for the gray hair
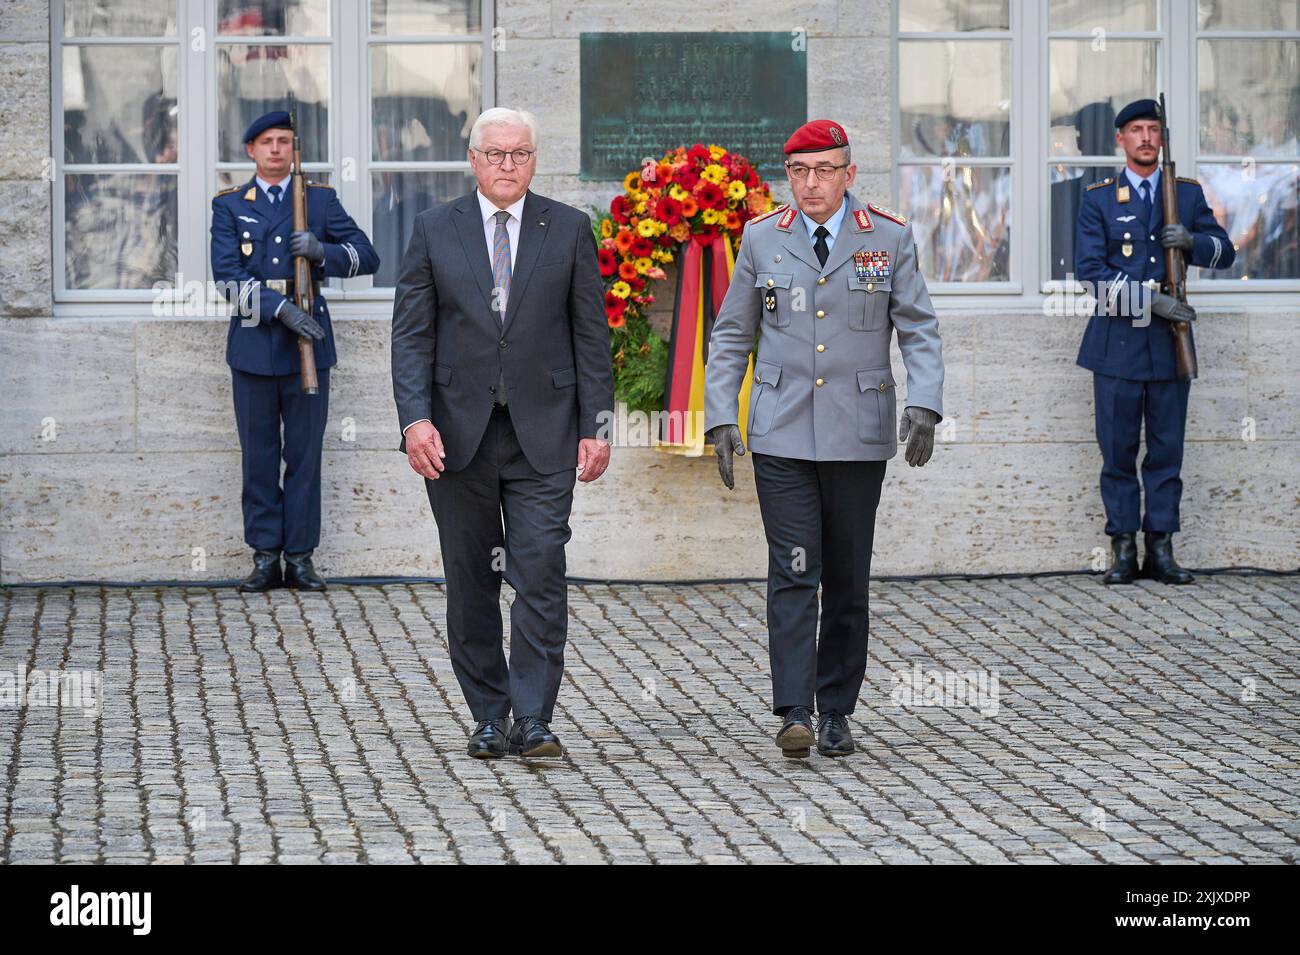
[469,108,540,150]
[841,143,851,165]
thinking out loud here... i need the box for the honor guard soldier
[211,110,379,591]
[704,119,945,759]
[1074,98,1234,585]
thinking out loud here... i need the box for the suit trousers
[231,365,330,554]
[1092,372,1191,535]
[426,406,576,722]
[751,452,887,716]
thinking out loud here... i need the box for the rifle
[1158,93,1197,380]
[288,97,320,396]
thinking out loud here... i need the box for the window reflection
[370,171,475,287]
[65,174,177,289]
[1198,163,1299,280]
[899,165,1011,282]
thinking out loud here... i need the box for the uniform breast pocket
[748,358,783,436]
[754,272,793,328]
[848,275,890,331]
[856,366,895,443]
[236,223,266,261]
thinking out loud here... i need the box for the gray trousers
[752,452,887,716]
[426,406,576,722]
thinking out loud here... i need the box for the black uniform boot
[284,551,327,591]
[1102,533,1138,585]
[238,548,283,592]
[1142,532,1194,584]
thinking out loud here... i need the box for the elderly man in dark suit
[391,108,614,759]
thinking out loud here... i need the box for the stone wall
[1,2,1295,583]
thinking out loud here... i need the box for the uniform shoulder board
[1085,177,1114,191]
[307,181,334,189]
[867,202,906,226]
[213,185,241,198]
[1176,176,1200,186]
[750,204,787,225]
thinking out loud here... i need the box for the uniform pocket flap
[552,366,577,388]
[857,367,894,393]
[849,275,891,293]
[432,362,452,386]
[754,359,782,387]
[755,272,793,290]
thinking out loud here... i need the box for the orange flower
[614,229,635,254]
[680,197,698,218]
[669,222,691,243]
[618,260,639,281]
[724,210,741,231]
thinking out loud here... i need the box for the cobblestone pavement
[1,574,1297,864]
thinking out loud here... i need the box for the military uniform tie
[813,225,830,267]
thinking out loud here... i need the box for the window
[52,0,493,304]
[892,0,1299,302]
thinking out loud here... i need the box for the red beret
[784,119,849,155]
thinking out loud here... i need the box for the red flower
[686,144,712,164]
[676,167,700,191]
[627,275,645,292]
[694,180,725,210]
[610,195,631,225]
[605,293,627,326]
[630,236,655,258]
[657,233,676,247]
[597,247,617,277]
[654,195,683,226]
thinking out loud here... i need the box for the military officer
[211,110,379,592]
[704,119,945,759]
[1075,98,1235,586]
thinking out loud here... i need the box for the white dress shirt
[256,172,292,203]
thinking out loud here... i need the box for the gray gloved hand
[898,406,939,467]
[706,424,746,490]
[277,301,325,340]
[289,230,325,265]
[1150,291,1197,323]
[1160,224,1194,252]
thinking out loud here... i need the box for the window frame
[891,0,1298,309]
[50,0,495,315]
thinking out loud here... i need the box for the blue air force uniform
[211,113,378,558]
[1074,150,1234,537]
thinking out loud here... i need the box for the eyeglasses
[477,148,536,166]
[785,162,848,181]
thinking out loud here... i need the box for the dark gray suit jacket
[391,190,614,474]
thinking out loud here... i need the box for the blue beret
[243,110,293,143]
[1115,98,1160,129]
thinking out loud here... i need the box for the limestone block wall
[1,2,1295,583]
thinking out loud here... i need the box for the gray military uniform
[703,189,945,718]
[704,189,944,456]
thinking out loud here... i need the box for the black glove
[1150,291,1197,324]
[289,230,325,265]
[898,406,939,467]
[1160,224,1194,252]
[277,301,326,340]
[706,424,746,490]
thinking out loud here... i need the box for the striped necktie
[492,209,512,322]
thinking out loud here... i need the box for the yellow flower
[634,199,647,215]
[708,145,726,160]
[636,218,659,238]
[669,184,688,201]
[700,163,727,185]
[727,180,747,201]
[701,208,720,225]
[600,219,613,239]
[634,256,652,274]
[623,171,642,193]
[610,281,632,299]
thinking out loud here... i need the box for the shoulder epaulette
[750,204,787,225]
[1176,176,1200,186]
[1086,177,1114,191]
[867,202,906,226]
[214,185,241,198]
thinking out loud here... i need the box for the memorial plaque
[580,32,807,180]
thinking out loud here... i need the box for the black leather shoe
[775,706,815,759]
[1102,533,1138,585]
[238,549,282,592]
[1142,532,1193,584]
[467,717,511,759]
[816,712,855,757]
[508,716,562,758]
[284,551,327,591]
